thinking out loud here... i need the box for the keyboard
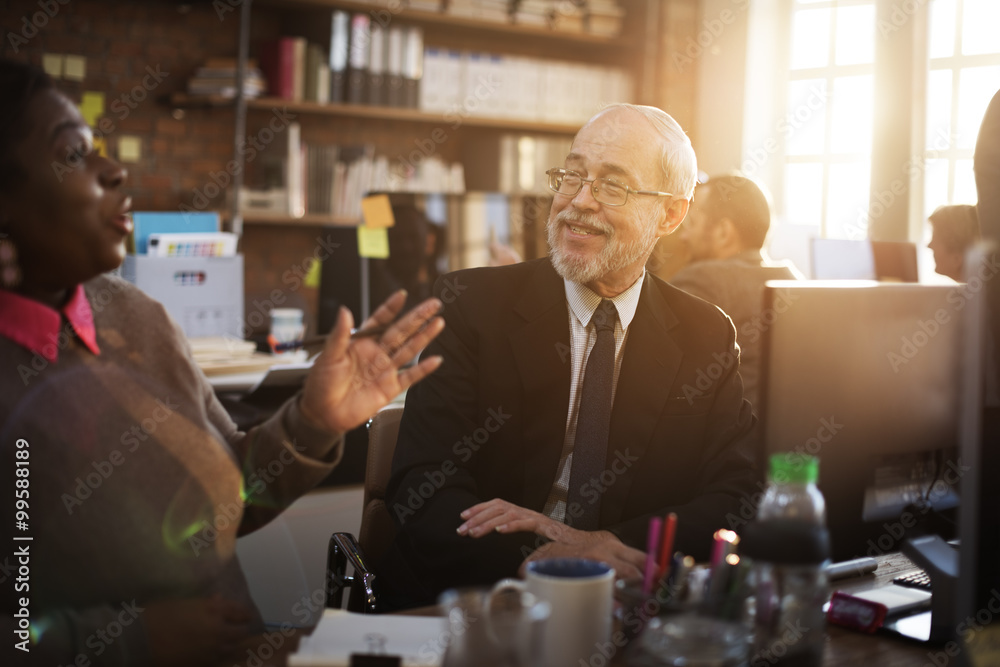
[893,569,932,591]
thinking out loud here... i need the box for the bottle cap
[769,452,819,484]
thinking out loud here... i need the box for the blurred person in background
[927,204,981,282]
[669,174,802,412]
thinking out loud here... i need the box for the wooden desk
[228,553,934,667]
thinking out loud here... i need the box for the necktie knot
[592,299,618,334]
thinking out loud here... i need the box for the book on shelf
[386,24,405,107]
[186,58,266,98]
[260,37,307,101]
[347,13,371,105]
[418,48,633,124]
[368,22,387,106]
[304,43,331,103]
[329,10,350,103]
[402,26,424,109]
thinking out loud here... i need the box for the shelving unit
[216,0,660,231]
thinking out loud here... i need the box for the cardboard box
[123,255,245,339]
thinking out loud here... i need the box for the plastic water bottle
[743,453,830,667]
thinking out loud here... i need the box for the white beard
[547,209,659,285]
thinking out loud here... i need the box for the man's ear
[714,217,744,254]
[659,197,690,236]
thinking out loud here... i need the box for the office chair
[325,405,403,613]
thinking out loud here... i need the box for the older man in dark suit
[381,104,758,608]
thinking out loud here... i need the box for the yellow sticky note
[357,226,390,259]
[118,135,141,163]
[92,137,107,158]
[304,258,321,288]
[63,55,86,81]
[79,91,105,127]
[42,54,63,78]
[360,194,395,229]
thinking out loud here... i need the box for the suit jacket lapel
[601,273,682,525]
[507,261,572,512]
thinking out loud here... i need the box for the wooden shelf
[241,210,361,226]
[247,97,582,133]
[256,0,627,46]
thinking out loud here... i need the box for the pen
[642,516,663,597]
[269,324,392,353]
[657,513,677,581]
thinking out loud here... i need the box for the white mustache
[555,211,613,235]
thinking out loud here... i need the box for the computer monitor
[759,281,963,561]
[810,239,876,280]
[957,244,1000,625]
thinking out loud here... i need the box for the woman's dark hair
[0,59,55,191]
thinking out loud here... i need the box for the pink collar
[0,285,101,361]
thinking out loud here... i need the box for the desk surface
[227,553,933,667]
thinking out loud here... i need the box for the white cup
[270,308,305,356]
[497,558,615,667]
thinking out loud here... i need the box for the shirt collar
[0,285,101,361]
[564,269,645,330]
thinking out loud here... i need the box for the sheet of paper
[118,135,141,162]
[361,194,396,229]
[357,226,390,259]
[288,609,446,666]
[42,53,63,78]
[79,91,105,127]
[63,55,86,81]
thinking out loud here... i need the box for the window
[781,0,876,239]
[763,0,1000,244]
[922,0,1000,217]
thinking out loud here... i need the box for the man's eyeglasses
[545,168,675,207]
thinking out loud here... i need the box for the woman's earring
[0,234,22,289]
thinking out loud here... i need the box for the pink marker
[642,516,663,596]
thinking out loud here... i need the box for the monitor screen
[759,282,963,561]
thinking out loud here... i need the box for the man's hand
[145,595,253,667]
[519,533,647,580]
[457,498,570,541]
[300,290,444,434]
[457,498,647,580]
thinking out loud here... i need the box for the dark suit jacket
[382,258,758,606]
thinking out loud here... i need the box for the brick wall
[1,0,326,337]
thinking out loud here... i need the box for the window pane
[826,162,871,239]
[926,69,953,151]
[928,0,956,59]
[954,159,977,204]
[831,75,873,154]
[957,66,1000,149]
[962,0,1000,56]
[835,5,875,65]
[785,79,828,155]
[791,9,832,69]
[784,163,824,225]
[923,158,949,217]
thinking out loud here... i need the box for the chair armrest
[325,532,379,613]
